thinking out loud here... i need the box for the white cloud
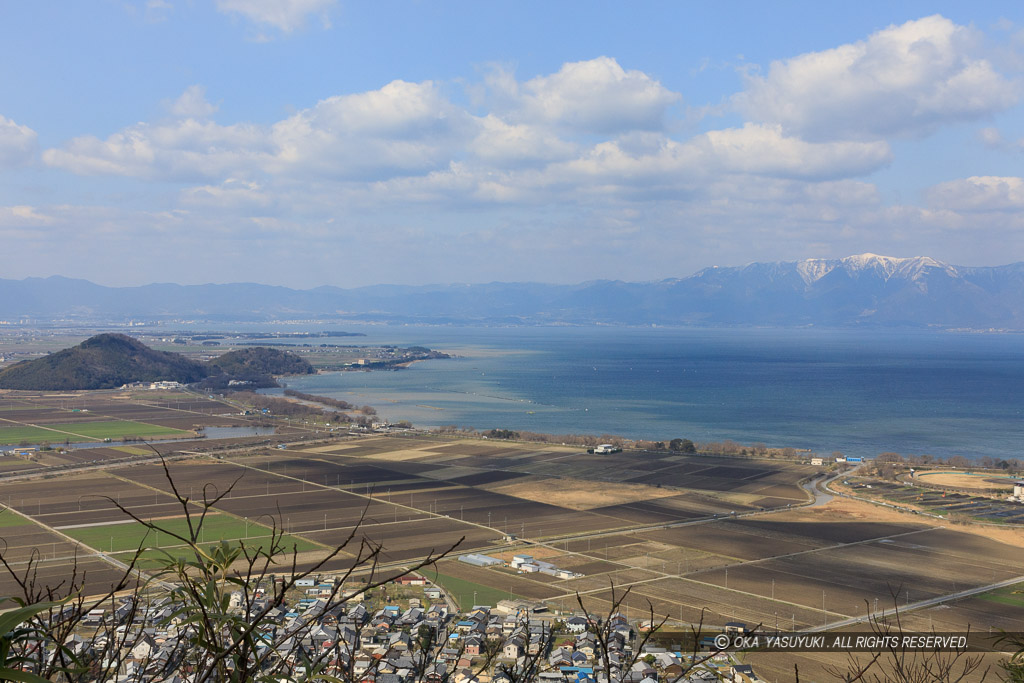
[927,176,1024,211]
[514,57,681,134]
[367,126,890,211]
[267,80,475,179]
[0,115,38,167]
[180,178,270,209]
[42,119,270,179]
[693,124,891,179]
[168,85,218,119]
[0,205,52,225]
[144,0,172,22]
[43,79,472,181]
[43,58,893,191]
[978,126,1005,147]
[215,0,335,32]
[977,125,1024,151]
[736,15,1019,141]
[468,115,576,166]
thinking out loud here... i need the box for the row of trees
[876,451,1023,471]
[437,428,800,460]
[449,425,1014,471]
[229,391,377,428]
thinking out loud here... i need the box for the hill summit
[0,334,313,390]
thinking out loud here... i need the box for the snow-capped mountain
[795,254,959,286]
[2,255,1024,329]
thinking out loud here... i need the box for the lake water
[264,326,1024,461]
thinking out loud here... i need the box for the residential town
[32,571,760,683]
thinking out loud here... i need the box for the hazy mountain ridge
[3,255,1024,328]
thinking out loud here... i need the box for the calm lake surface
[265,326,1024,461]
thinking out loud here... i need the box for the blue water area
[266,326,1024,461]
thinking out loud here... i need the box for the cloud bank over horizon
[2,7,1023,287]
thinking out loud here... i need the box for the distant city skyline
[2,1,1023,287]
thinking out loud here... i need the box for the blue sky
[1,1,1023,287]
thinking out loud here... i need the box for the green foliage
[484,429,519,440]
[669,438,697,453]
[0,598,65,683]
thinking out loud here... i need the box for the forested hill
[200,347,315,389]
[208,347,314,377]
[0,335,313,390]
[0,334,207,390]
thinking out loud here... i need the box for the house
[503,636,525,659]
[424,663,447,683]
[566,616,589,634]
[464,636,483,656]
[728,664,762,682]
[549,647,574,667]
[394,575,427,586]
[653,652,678,668]
[575,635,596,658]
[129,633,157,661]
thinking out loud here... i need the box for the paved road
[809,574,1024,632]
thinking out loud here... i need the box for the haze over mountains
[5,254,1024,329]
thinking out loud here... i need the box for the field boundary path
[809,574,1024,631]
[0,499,175,594]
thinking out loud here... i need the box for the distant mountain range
[4,254,1024,329]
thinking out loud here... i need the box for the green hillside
[0,334,313,391]
[0,334,207,390]
[201,347,315,389]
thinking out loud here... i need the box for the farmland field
[0,424,84,443]
[0,409,1019,671]
[62,513,321,555]
[428,571,522,609]
[46,420,191,439]
[0,420,190,445]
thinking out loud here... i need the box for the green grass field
[979,583,1024,608]
[112,446,152,456]
[0,420,189,445]
[0,425,73,444]
[427,571,521,609]
[61,511,317,561]
[49,421,190,439]
[0,510,34,527]
[63,513,320,555]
